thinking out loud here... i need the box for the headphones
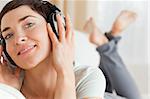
[0,0,66,67]
[41,0,66,38]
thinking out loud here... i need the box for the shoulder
[73,66,106,98]
[73,66,105,85]
[0,83,25,99]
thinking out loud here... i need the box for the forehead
[1,5,43,28]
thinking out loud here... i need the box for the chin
[13,45,50,70]
[17,61,38,70]
[17,54,49,70]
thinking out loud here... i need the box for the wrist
[55,73,76,99]
[55,63,74,75]
[56,65,75,82]
[57,70,75,83]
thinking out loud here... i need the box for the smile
[17,45,37,56]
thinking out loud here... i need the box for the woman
[0,0,105,98]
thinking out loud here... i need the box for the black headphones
[0,0,66,67]
[41,1,66,38]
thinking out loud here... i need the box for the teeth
[18,45,35,55]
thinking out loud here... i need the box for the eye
[4,33,13,40]
[25,22,35,29]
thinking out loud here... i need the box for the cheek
[6,43,15,57]
[32,24,48,37]
[34,25,50,44]
[30,25,51,54]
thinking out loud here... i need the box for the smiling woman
[1,5,51,69]
[0,0,106,99]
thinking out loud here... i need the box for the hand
[111,10,137,36]
[47,14,76,99]
[48,14,75,77]
[0,46,22,90]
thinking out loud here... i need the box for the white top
[0,66,106,99]
[74,66,106,99]
[0,83,25,99]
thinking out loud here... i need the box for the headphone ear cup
[42,1,66,39]
[47,13,59,38]
[41,1,66,38]
[47,12,66,39]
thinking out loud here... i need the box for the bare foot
[111,10,137,37]
[83,17,97,34]
[83,18,108,46]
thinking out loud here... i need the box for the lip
[17,45,37,56]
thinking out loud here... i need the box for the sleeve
[0,83,25,99]
[75,66,106,99]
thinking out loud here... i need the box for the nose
[15,36,28,45]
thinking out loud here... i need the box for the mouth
[17,45,37,56]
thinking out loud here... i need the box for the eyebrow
[1,15,36,33]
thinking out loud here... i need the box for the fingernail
[47,23,50,26]
[56,14,61,19]
[56,14,60,17]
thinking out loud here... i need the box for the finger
[71,31,75,46]
[65,14,73,42]
[47,23,59,46]
[56,14,65,42]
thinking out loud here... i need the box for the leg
[83,11,141,99]
[111,10,137,36]
[96,35,141,99]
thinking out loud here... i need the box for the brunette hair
[0,0,60,31]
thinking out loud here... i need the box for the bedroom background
[0,0,149,99]
[49,0,149,98]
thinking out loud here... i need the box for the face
[1,5,51,69]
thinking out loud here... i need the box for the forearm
[54,68,76,99]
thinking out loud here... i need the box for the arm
[47,14,76,99]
